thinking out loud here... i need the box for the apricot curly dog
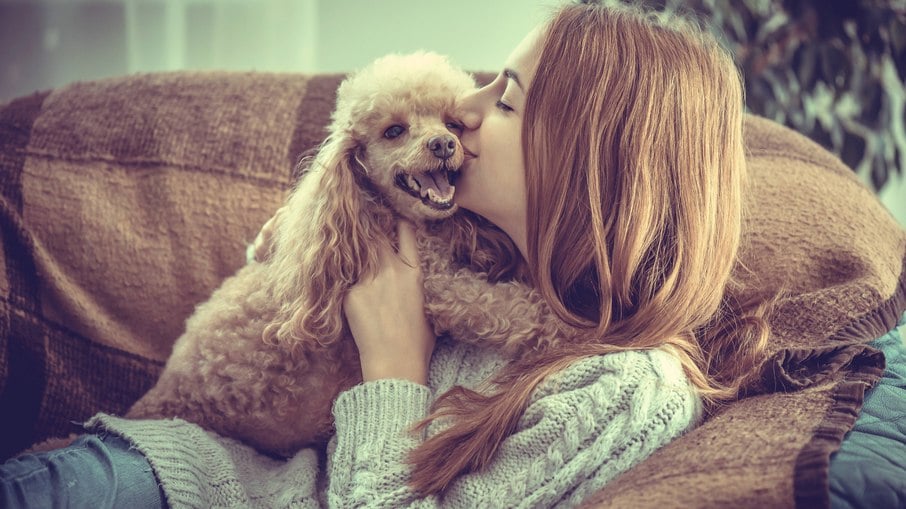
[127,52,583,491]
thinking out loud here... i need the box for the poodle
[127,52,586,492]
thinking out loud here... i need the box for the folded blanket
[1,72,904,508]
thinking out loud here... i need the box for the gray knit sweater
[86,337,701,508]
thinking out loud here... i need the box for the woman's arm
[327,218,700,506]
[342,220,435,385]
[327,348,701,508]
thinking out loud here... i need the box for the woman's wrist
[360,355,430,385]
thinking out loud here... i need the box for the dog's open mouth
[394,167,458,210]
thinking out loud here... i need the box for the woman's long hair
[522,1,770,402]
[408,1,771,495]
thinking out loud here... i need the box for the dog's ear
[263,134,393,354]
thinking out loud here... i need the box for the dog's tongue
[413,170,454,201]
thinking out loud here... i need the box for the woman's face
[454,27,544,254]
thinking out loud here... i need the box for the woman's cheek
[454,161,479,209]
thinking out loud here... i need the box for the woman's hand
[343,220,435,385]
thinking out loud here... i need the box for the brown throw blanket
[1,72,904,508]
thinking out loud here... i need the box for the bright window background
[0,0,560,98]
[1,0,903,224]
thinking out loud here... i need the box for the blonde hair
[408,1,771,494]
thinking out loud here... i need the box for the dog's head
[263,52,479,353]
[329,51,476,221]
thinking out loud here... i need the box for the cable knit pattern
[85,339,699,508]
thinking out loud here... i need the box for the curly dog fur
[127,52,584,489]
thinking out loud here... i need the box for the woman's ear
[262,135,393,355]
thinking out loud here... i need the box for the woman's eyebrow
[503,68,524,91]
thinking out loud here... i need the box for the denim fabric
[829,312,906,509]
[0,433,165,508]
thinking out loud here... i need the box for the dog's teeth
[426,188,451,204]
[406,175,420,190]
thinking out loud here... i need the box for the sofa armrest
[0,71,344,457]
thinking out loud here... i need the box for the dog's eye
[384,125,406,139]
[445,122,463,133]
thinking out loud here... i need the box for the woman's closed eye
[495,99,514,113]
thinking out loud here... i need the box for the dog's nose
[427,135,456,160]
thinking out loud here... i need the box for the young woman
[0,2,768,507]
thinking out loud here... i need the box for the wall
[0,0,558,96]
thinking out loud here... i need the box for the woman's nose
[460,110,481,130]
[457,90,483,130]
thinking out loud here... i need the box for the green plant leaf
[889,19,906,81]
[841,130,867,170]
[794,44,820,90]
[895,150,903,179]
[819,44,850,88]
[809,122,835,151]
[870,155,888,191]
[890,17,906,55]
[857,9,887,53]
[859,83,884,127]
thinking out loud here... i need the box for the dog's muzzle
[394,166,458,210]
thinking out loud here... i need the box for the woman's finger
[396,220,418,268]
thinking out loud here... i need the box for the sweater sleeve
[326,348,701,508]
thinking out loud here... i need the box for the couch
[1,70,904,508]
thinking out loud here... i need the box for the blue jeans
[0,433,165,508]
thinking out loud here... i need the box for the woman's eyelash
[495,100,513,112]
